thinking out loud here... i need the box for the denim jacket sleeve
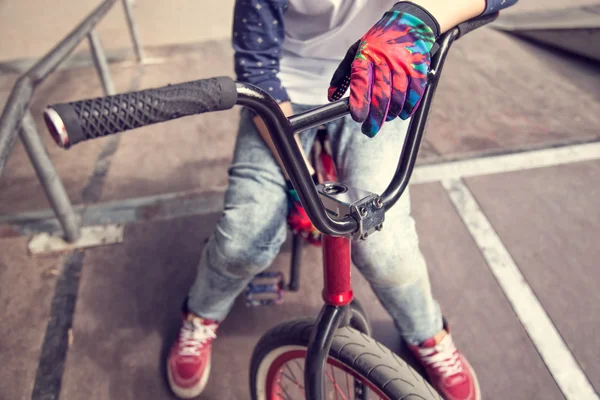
[482,0,519,15]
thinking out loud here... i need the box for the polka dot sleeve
[232,0,289,103]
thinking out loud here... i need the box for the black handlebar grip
[44,76,237,148]
[456,12,499,39]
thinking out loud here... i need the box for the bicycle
[43,12,498,400]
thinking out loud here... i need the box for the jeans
[187,104,443,344]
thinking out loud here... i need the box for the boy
[167,1,517,399]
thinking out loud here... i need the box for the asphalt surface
[1,2,599,399]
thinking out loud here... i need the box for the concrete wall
[0,0,235,62]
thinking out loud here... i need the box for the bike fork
[305,304,345,400]
[305,235,369,400]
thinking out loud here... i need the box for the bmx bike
[43,12,498,400]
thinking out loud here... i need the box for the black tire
[349,298,371,336]
[250,318,442,400]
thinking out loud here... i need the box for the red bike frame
[322,235,353,306]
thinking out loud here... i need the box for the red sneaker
[409,327,480,400]
[167,313,218,399]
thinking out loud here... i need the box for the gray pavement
[1,2,600,400]
[467,160,600,392]
[0,236,65,400]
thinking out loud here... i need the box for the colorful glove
[286,186,322,246]
[328,5,438,137]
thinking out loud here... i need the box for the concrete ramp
[492,4,600,62]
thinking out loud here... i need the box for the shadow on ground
[57,212,403,399]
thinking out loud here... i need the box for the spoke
[346,371,352,399]
[331,364,341,400]
[292,359,304,372]
[280,384,293,400]
[284,363,301,387]
[281,372,305,392]
[280,362,305,397]
[326,367,349,400]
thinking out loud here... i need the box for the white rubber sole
[167,358,211,399]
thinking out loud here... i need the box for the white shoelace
[418,335,463,379]
[178,319,217,357]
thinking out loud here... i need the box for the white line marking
[2,142,599,230]
[442,178,599,400]
[28,224,124,255]
[0,187,227,236]
[413,141,600,183]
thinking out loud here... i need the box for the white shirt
[279,0,398,105]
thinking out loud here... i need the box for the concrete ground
[1,1,599,399]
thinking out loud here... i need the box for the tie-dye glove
[328,5,438,137]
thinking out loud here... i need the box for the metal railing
[0,0,144,242]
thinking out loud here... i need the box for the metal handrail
[0,0,144,242]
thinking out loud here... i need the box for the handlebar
[43,12,498,238]
[456,11,499,38]
[44,77,238,148]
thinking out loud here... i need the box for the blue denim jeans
[187,104,443,344]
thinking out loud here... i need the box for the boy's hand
[328,11,436,137]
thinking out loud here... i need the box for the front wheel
[250,318,441,400]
